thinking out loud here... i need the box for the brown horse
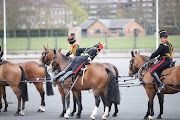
[128,51,180,120]
[51,49,120,119]
[39,45,79,117]
[0,60,28,115]
[40,45,120,117]
[18,61,54,112]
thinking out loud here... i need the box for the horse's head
[50,48,72,73]
[128,51,148,77]
[39,44,54,66]
[50,48,60,73]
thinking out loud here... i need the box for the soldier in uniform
[52,43,104,86]
[148,30,174,93]
[66,35,79,58]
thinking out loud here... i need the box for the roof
[79,19,137,29]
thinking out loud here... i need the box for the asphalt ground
[0,55,180,120]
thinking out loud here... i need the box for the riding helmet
[67,35,76,44]
[159,30,168,38]
[93,43,104,51]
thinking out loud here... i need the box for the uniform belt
[81,53,89,56]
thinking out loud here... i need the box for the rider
[52,43,104,87]
[66,35,79,58]
[148,30,174,93]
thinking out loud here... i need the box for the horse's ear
[53,49,56,54]
[135,51,137,55]
[58,48,61,53]
[131,51,134,57]
[47,44,49,48]
[43,44,47,50]
[138,51,140,55]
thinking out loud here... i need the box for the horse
[18,60,54,112]
[51,49,120,119]
[39,45,79,117]
[128,51,180,120]
[39,45,120,117]
[0,60,28,115]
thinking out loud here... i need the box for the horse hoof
[59,113,64,117]
[64,116,69,119]
[37,109,45,112]
[3,109,7,112]
[112,113,117,117]
[89,118,95,120]
[148,116,153,120]
[156,115,163,119]
[101,117,107,120]
[76,114,81,118]
[70,112,75,116]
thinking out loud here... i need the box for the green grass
[3,35,180,51]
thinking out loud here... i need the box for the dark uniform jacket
[150,40,174,60]
[65,47,98,74]
[150,40,174,74]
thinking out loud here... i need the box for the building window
[119,28,125,36]
[111,29,116,33]
[42,18,45,24]
[95,30,101,34]
[89,30,93,34]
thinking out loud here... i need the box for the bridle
[41,48,51,65]
[129,57,139,75]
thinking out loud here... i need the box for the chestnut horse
[0,60,28,115]
[18,61,54,112]
[39,45,79,117]
[128,51,180,120]
[39,45,120,117]
[51,49,120,119]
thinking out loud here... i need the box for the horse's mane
[59,52,73,61]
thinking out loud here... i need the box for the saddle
[70,61,89,85]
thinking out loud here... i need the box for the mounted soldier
[66,35,79,58]
[52,43,104,86]
[147,30,174,93]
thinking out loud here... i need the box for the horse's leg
[9,85,21,115]
[70,90,77,116]
[144,91,155,120]
[90,90,101,120]
[63,87,71,119]
[20,98,26,116]
[33,82,45,112]
[112,104,118,117]
[2,86,8,112]
[0,87,2,112]
[156,93,164,119]
[57,83,66,117]
[74,90,82,118]
[100,92,110,120]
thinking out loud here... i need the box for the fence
[1,33,180,51]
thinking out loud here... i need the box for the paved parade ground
[0,55,180,120]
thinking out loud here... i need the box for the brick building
[79,19,146,37]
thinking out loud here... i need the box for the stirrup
[157,84,165,94]
[52,80,57,87]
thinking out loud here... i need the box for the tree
[65,0,88,26]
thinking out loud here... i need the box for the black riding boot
[152,72,165,93]
[52,71,66,87]
[58,71,73,83]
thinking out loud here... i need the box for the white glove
[87,57,92,62]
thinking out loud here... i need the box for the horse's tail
[106,68,120,106]
[112,65,119,83]
[19,66,28,102]
[45,67,54,96]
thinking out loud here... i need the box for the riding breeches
[150,56,172,75]
[65,56,88,74]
